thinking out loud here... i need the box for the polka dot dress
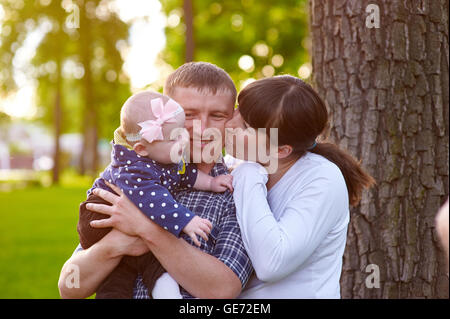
[88,143,198,237]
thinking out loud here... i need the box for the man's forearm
[58,240,122,299]
[139,221,242,299]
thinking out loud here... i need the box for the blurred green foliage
[0,0,131,176]
[160,0,310,89]
[0,0,130,139]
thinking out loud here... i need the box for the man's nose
[192,116,210,137]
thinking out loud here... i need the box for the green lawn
[0,175,93,298]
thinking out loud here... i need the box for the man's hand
[210,174,233,193]
[87,180,151,237]
[182,216,213,247]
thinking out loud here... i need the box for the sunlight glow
[0,0,167,119]
[0,21,48,119]
[298,62,312,79]
[238,55,255,73]
[114,0,167,90]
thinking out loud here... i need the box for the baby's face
[141,112,189,165]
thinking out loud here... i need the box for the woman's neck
[266,156,299,191]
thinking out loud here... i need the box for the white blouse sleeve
[231,162,347,283]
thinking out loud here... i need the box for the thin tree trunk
[309,0,449,298]
[79,1,98,177]
[184,0,194,62]
[52,58,62,185]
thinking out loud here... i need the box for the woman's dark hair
[238,75,375,206]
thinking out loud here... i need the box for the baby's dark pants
[78,193,165,299]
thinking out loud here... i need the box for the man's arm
[88,183,242,299]
[140,222,242,299]
[58,229,148,299]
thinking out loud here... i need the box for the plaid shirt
[133,161,253,299]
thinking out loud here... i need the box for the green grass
[0,174,93,298]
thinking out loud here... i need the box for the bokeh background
[0,0,448,299]
[0,0,311,298]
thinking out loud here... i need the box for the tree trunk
[52,58,62,185]
[309,0,449,298]
[79,1,99,177]
[184,0,195,62]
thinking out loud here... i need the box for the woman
[227,75,375,298]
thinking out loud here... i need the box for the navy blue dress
[89,142,198,237]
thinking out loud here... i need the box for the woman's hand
[86,181,151,237]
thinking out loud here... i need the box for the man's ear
[277,145,293,159]
[133,142,148,157]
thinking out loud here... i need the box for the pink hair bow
[138,98,183,143]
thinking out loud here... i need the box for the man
[58,62,253,298]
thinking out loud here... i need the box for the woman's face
[225,108,279,171]
[225,108,253,161]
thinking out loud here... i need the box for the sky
[0,0,167,119]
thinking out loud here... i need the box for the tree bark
[184,0,195,62]
[309,0,449,298]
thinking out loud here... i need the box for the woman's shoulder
[289,153,349,207]
[295,152,346,185]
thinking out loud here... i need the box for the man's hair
[164,62,237,104]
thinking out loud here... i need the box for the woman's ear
[133,142,148,157]
[277,145,293,159]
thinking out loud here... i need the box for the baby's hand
[182,216,213,247]
[210,174,233,193]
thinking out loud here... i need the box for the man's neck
[196,162,216,175]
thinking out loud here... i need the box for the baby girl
[77,91,232,298]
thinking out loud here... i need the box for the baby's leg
[78,193,113,249]
[138,253,182,298]
[152,273,182,299]
[96,256,138,299]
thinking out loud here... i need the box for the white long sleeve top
[232,152,350,299]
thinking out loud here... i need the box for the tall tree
[0,0,131,179]
[183,0,194,62]
[309,0,449,298]
[74,0,130,176]
[1,0,68,184]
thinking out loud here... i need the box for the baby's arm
[179,163,233,193]
[183,215,212,247]
[112,170,195,238]
[112,169,213,245]
[194,171,234,193]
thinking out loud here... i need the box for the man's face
[170,87,235,162]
